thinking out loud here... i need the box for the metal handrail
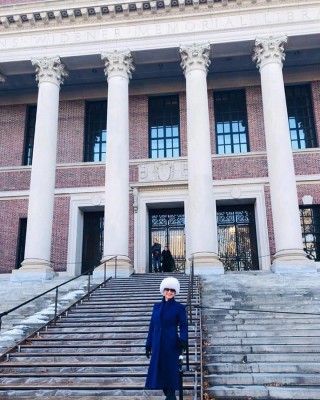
[0,256,117,332]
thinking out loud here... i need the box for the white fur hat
[160,277,180,296]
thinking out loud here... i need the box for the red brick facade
[0,80,320,274]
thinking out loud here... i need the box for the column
[253,36,316,273]
[180,43,224,275]
[94,50,134,279]
[12,56,68,281]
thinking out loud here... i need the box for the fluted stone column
[94,50,134,279]
[180,43,224,275]
[12,56,68,281]
[253,36,315,273]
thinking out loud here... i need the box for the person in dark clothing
[151,237,162,273]
[145,277,188,400]
[161,245,174,273]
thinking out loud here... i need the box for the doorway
[217,204,259,271]
[81,211,104,274]
[149,208,185,273]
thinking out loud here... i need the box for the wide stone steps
[201,272,320,399]
[0,273,201,398]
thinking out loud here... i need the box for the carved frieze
[139,160,188,183]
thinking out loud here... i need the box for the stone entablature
[0,0,287,30]
[0,2,319,63]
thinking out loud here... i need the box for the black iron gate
[149,208,185,273]
[217,205,259,271]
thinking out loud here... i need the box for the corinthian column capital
[180,43,211,76]
[31,56,68,87]
[252,35,287,70]
[101,50,135,81]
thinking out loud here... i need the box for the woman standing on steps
[145,277,188,400]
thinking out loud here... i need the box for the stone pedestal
[11,260,56,281]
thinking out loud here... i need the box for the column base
[271,249,317,274]
[11,259,57,281]
[93,255,134,279]
[187,252,224,276]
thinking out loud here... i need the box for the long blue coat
[145,297,188,390]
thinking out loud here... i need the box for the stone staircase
[201,272,320,400]
[0,275,99,353]
[0,273,201,398]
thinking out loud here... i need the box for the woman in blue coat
[145,277,188,400]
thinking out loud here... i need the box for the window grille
[23,105,37,166]
[214,90,249,155]
[300,205,320,261]
[148,95,180,159]
[84,101,107,162]
[285,84,317,150]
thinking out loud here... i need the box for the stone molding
[31,56,68,86]
[101,50,135,80]
[0,1,276,30]
[252,35,287,70]
[180,42,211,75]
[139,160,188,182]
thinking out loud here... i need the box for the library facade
[0,0,319,280]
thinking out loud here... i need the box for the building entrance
[149,208,185,273]
[81,211,104,274]
[217,204,259,271]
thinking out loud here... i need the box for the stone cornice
[0,0,310,31]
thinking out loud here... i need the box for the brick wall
[293,152,320,175]
[55,166,105,188]
[311,81,320,146]
[51,196,70,272]
[129,95,148,160]
[0,199,28,273]
[297,184,320,206]
[246,86,266,152]
[179,92,188,157]
[212,155,268,180]
[1,79,320,274]
[0,104,26,168]
[57,100,85,164]
[263,187,275,260]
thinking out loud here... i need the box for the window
[300,205,320,262]
[84,101,107,162]
[16,218,27,269]
[149,95,180,159]
[285,85,317,150]
[23,105,37,165]
[214,90,249,155]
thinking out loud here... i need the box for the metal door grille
[217,205,259,271]
[149,208,185,273]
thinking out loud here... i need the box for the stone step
[204,336,320,345]
[205,362,320,374]
[204,352,320,363]
[208,323,320,331]
[207,385,320,399]
[204,328,320,337]
[203,344,320,354]
[204,372,320,385]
